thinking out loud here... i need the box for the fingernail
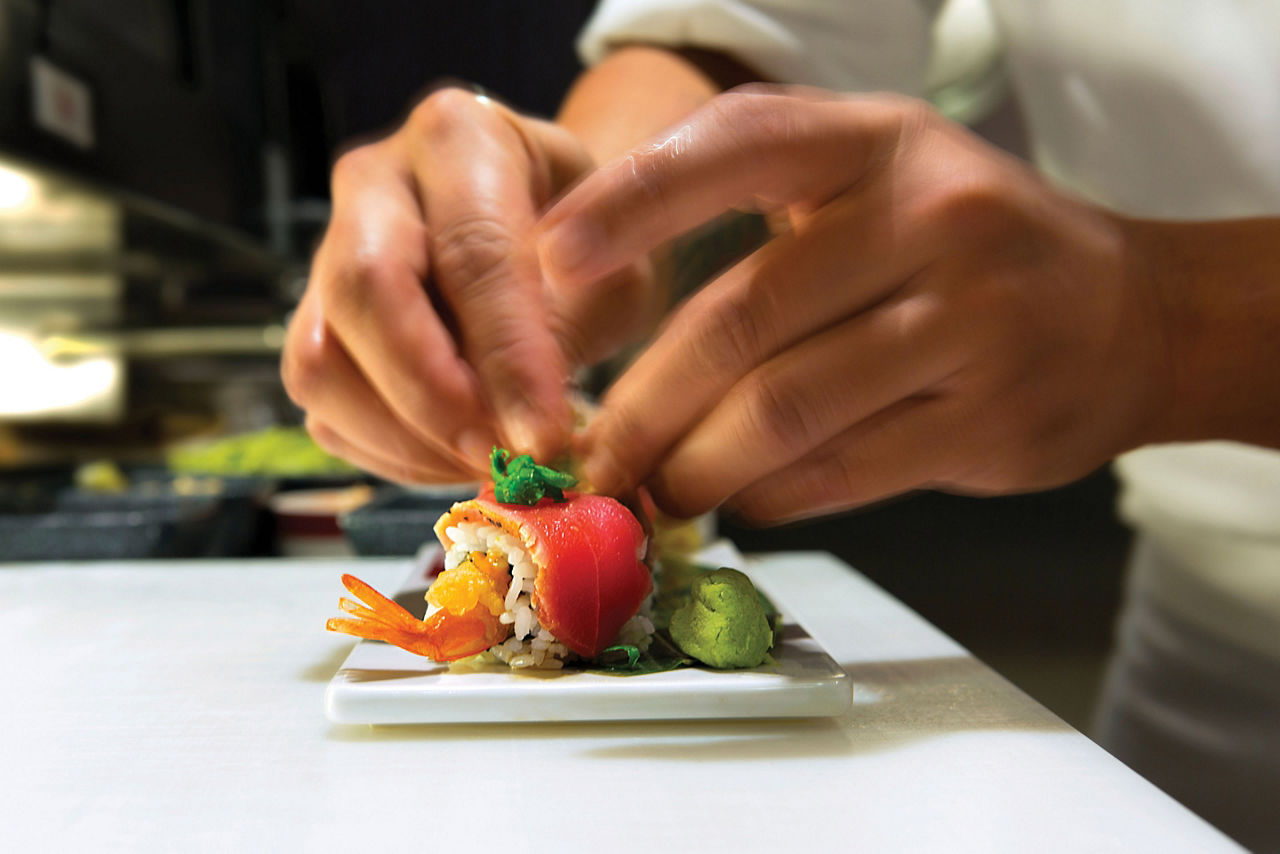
[454,429,495,471]
[539,219,600,282]
[499,411,543,459]
[581,447,627,496]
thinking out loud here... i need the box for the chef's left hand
[537,86,1174,522]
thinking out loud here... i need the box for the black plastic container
[0,466,277,561]
[339,486,475,557]
[54,474,277,558]
[0,501,223,561]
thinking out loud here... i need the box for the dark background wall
[284,0,599,198]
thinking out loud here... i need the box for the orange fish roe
[426,550,511,618]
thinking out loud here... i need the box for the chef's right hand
[281,87,648,483]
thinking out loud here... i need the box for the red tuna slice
[432,487,651,658]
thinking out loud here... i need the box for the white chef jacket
[578,0,1280,662]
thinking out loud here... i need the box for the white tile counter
[0,553,1241,852]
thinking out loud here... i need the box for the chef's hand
[540,87,1173,522]
[282,88,652,483]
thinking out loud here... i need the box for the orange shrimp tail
[420,608,510,661]
[325,573,507,662]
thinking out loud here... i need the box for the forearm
[1135,217,1280,448]
[556,45,759,164]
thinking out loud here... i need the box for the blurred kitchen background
[0,0,1128,733]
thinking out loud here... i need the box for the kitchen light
[0,329,119,418]
[0,162,36,211]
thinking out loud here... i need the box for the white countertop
[0,553,1240,853]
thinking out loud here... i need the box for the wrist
[1128,217,1280,447]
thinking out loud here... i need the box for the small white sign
[30,55,95,150]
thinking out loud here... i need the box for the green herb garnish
[592,636,693,675]
[599,645,642,668]
[489,447,577,505]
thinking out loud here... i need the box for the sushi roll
[327,450,654,669]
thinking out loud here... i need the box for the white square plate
[324,543,851,724]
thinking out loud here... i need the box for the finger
[306,416,468,486]
[579,184,938,496]
[406,89,578,460]
[726,394,963,524]
[489,107,651,399]
[545,259,659,367]
[538,90,910,288]
[647,290,958,518]
[283,292,477,481]
[319,140,497,468]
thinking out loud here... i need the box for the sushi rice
[438,519,654,670]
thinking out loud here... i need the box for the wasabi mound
[668,567,772,668]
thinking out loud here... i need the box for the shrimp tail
[326,573,507,662]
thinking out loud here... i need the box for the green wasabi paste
[668,567,773,669]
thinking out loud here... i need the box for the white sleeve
[577,0,942,96]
